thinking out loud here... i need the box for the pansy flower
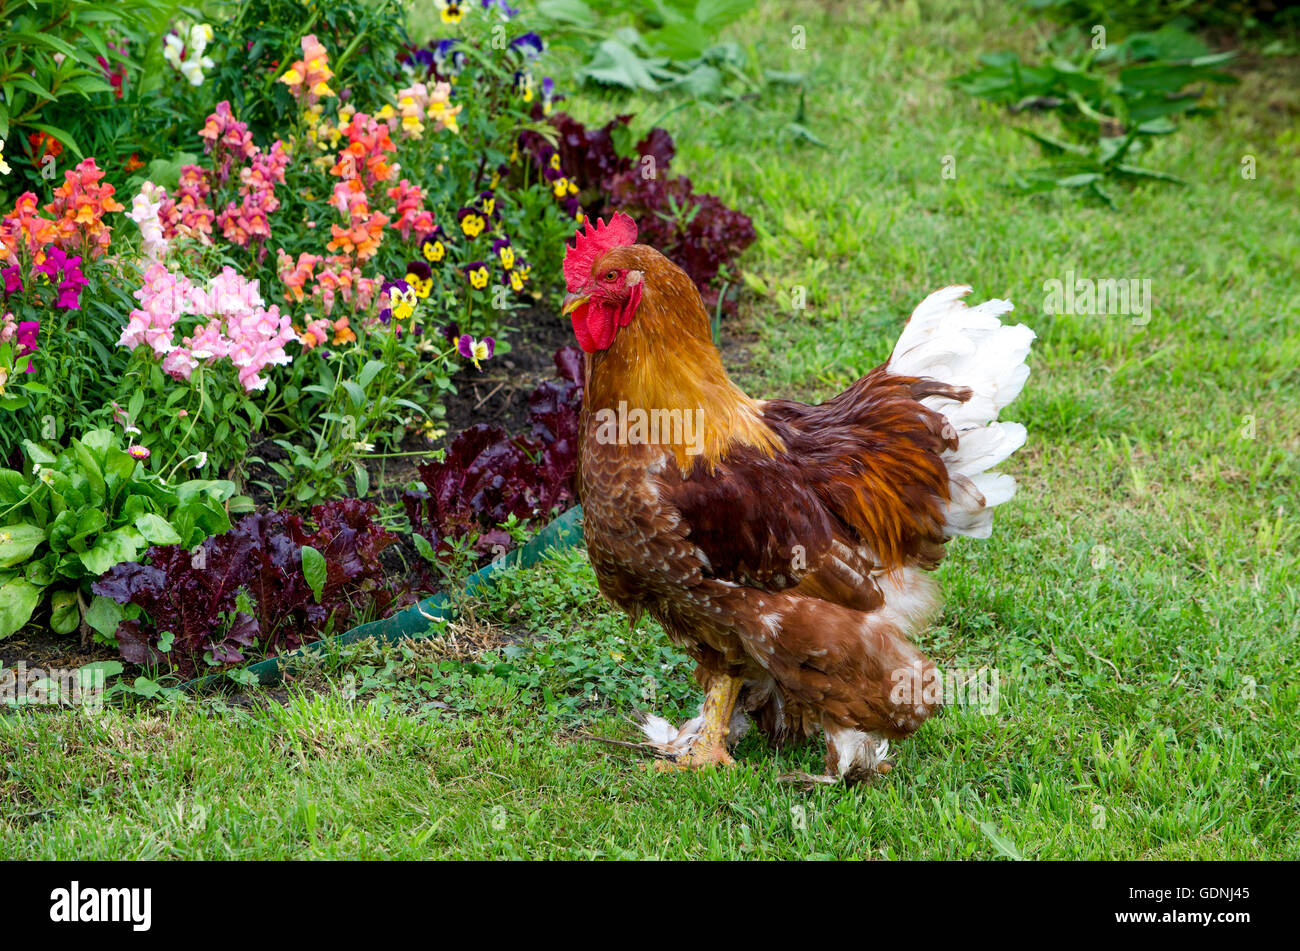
[477,191,497,218]
[492,237,515,271]
[432,39,466,77]
[1,139,12,176]
[404,260,433,298]
[436,0,465,24]
[514,71,535,103]
[380,279,418,323]
[420,227,448,263]
[504,257,530,293]
[457,207,487,239]
[510,33,544,61]
[462,261,490,290]
[541,77,556,116]
[457,333,494,370]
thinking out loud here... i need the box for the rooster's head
[561,212,647,353]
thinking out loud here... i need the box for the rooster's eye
[604,270,618,282]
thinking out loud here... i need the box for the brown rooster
[562,213,1034,783]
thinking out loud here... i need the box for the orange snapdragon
[279,34,336,107]
[43,159,124,259]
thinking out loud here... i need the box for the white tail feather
[889,285,1035,539]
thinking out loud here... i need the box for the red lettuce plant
[92,499,396,676]
[405,346,582,563]
[522,114,756,314]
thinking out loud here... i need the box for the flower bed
[0,0,755,684]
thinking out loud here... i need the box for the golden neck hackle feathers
[584,247,784,474]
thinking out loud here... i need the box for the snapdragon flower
[164,22,216,86]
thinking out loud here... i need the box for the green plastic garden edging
[178,505,585,693]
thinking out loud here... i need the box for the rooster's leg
[646,671,744,769]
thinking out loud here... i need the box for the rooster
[562,213,1034,783]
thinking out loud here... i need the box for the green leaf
[0,578,41,638]
[133,512,182,546]
[340,379,367,412]
[0,523,45,568]
[358,359,387,389]
[79,429,114,458]
[301,546,327,603]
[77,660,124,692]
[49,589,79,634]
[84,595,126,641]
[785,122,828,148]
[353,460,370,498]
[582,39,665,91]
[535,0,596,27]
[978,821,1024,860]
[1056,172,1103,187]
[22,440,58,466]
[78,527,144,576]
[27,121,81,160]
[72,440,105,503]
[103,447,139,487]
[412,532,436,564]
[127,676,163,699]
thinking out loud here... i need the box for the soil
[0,629,113,673]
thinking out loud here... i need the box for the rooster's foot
[637,671,745,772]
[635,713,733,769]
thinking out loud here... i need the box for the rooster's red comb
[563,212,638,292]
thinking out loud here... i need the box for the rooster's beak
[561,292,589,316]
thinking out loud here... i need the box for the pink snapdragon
[120,264,296,392]
[158,165,215,243]
[128,181,170,260]
[119,263,191,355]
[386,179,434,240]
[217,140,289,255]
[199,101,256,184]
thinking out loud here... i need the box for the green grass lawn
[2,0,1297,859]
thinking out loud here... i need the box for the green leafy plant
[0,0,173,174]
[206,0,409,142]
[0,427,249,640]
[1022,0,1300,34]
[538,0,771,99]
[254,338,456,507]
[950,26,1237,205]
